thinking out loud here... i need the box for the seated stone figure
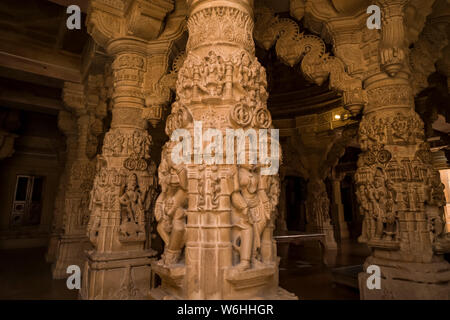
[154,142,188,266]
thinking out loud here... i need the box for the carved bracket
[254,6,366,116]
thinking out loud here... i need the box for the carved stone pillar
[356,74,450,299]
[46,111,78,263]
[305,177,337,249]
[81,41,158,299]
[331,172,350,241]
[52,80,105,279]
[355,1,450,300]
[83,0,179,300]
[290,128,355,249]
[150,0,296,300]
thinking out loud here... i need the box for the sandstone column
[150,0,296,300]
[81,41,157,299]
[305,177,337,249]
[330,171,349,241]
[52,79,106,279]
[46,111,78,263]
[356,0,450,299]
[83,0,177,299]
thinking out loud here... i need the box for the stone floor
[279,240,370,300]
[0,240,369,300]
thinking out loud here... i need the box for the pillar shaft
[356,71,450,299]
[82,42,157,299]
[46,111,78,263]
[306,177,337,249]
[151,0,295,300]
[331,176,349,241]
[51,80,106,279]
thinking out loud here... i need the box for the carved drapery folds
[150,0,295,300]
[254,6,366,116]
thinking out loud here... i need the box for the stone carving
[81,0,181,299]
[358,108,424,151]
[186,5,255,54]
[154,141,188,266]
[143,52,187,127]
[119,173,146,242]
[306,179,331,228]
[51,78,108,279]
[377,0,409,77]
[150,0,295,300]
[254,6,366,116]
[175,49,271,129]
[231,165,264,270]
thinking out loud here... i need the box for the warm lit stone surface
[0,0,449,301]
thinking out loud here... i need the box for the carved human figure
[87,157,106,246]
[231,165,271,269]
[356,183,371,242]
[230,165,255,271]
[260,174,280,264]
[366,169,396,241]
[201,51,225,96]
[118,173,147,242]
[239,53,252,88]
[154,142,188,266]
[426,170,446,239]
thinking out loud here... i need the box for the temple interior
[0,0,449,300]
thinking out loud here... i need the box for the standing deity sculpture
[154,141,188,266]
[230,165,273,270]
[118,173,146,241]
[366,168,397,241]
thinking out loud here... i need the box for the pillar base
[150,261,186,300]
[307,224,338,250]
[52,234,91,279]
[358,256,450,300]
[223,263,297,300]
[80,249,156,300]
[150,260,297,300]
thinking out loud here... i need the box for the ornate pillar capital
[87,0,174,49]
